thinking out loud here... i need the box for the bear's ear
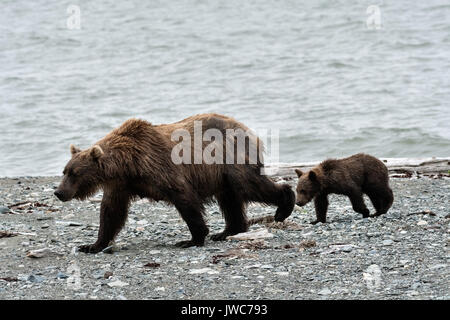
[295,169,303,177]
[89,145,104,159]
[308,170,318,181]
[70,144,81,156]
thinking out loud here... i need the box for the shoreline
[1,157,449,180]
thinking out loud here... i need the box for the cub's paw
[310,220,326,225]
[78,244,104,254]
[175,240,204,248]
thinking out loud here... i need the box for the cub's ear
[308,170,318,181]
[90,145,104,159]
[295,169,303,177]
[70,144,81,156]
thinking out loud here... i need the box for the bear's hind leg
[211,192,247,241]
[348,191,370,218]
[368,187,393,217]
[173,198,209,248]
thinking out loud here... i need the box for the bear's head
[294,168,321,206]
[54,144,104,202]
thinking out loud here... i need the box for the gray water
[1,0,449,177]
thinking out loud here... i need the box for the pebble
[382,240,394,246]
[417,220,428,226]
[318,288,332,295]
[107,280,129,288]
[0,206,10,214]
[27,275,44,283]
[189,268,219,275]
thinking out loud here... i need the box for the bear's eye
[67,170,78,177]
[300,190,307,195]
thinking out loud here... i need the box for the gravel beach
[0,175,448,300]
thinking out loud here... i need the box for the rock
[189,268,219,275]
[107,280,129,288]
[27,275,44,283]
[26,248,62,258]
[417,220,428,226]
[104,271,113,279]
[382,240,394,246]
[55,221,83,227]
[137,219,149,225]
[227,228,274,241]
[92,270,105,280]
[56,272,68,279]
[429,264,447,270]
[321,244,356,254]
[318,288,332,295]
[363,264,382,290]
[102,246,115,254]
[37,216,53,221]
[0,206,10,214]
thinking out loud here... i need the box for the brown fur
[295,153,393,224]
[55,113,295,253]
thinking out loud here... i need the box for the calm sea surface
[1,0,449,176]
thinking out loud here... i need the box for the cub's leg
[79,187,131,254]
[311,193,328,224]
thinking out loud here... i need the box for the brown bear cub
[54,113,295,253]
[295,153,393,224]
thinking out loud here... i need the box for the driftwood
[265,157,450,178]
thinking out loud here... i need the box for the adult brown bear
[54,113,295,253]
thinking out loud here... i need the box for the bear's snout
[54,190,68,202]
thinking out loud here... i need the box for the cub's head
[294,168,322,206]
[54,144,104,202]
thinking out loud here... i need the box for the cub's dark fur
[295,153,393,224]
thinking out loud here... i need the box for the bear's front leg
[311,193,328,224]
[79,188,131,254]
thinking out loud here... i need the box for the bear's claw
[210,232,229,241]
[175,240,204,248]
[78,244,103,254]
